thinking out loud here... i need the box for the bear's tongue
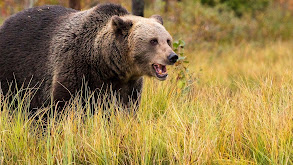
[153,64,167,76]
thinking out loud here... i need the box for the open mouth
[152,63,168,80]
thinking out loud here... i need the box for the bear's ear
[111,15,133,33]
[150,15,163,25]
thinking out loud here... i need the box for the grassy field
[0,40,292,164]
[1,1,293,163]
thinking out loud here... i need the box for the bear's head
[111,14,178,81]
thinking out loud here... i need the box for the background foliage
[201,0,270,16]
[1,0,293,44]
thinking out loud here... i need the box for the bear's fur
[0,3,177,110]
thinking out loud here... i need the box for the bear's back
[0,5,76,94]
[0,5,76,56]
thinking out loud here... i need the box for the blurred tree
[132,0,144,16]
[24,0,35,8]
[163,0,169,12]
[162,0,183,13]
[69,0,81,10]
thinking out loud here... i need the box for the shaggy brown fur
[0,3,177,111]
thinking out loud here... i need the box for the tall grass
[0,41,292,164]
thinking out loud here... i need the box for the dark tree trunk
[69,0,81,10]
[163,0,169,12]
[132,0,144,17]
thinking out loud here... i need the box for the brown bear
[0,3,178,111]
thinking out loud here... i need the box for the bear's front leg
[120,77,143,112]
[51,69,78,108]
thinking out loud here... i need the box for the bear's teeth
[153,63,167,76]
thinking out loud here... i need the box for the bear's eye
[167,39,171,46]
[150,39,158,46]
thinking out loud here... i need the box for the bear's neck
[92,29,140,84]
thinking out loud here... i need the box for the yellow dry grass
[0,41,292,164]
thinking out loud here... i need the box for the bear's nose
[168,52,178,64]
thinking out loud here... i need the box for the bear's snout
[167,52,178,64]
